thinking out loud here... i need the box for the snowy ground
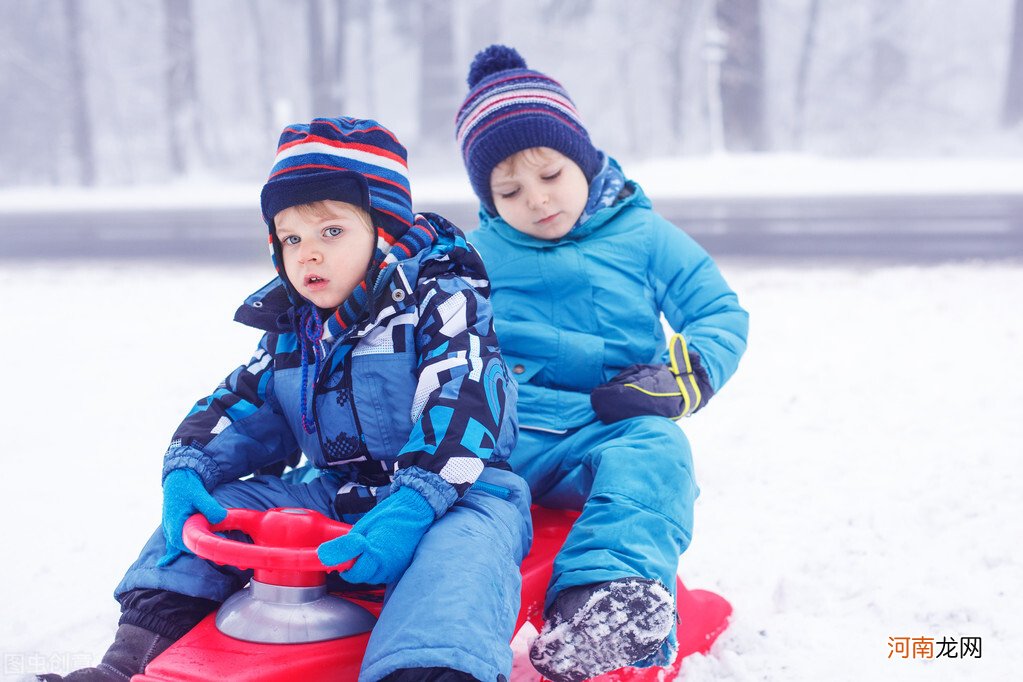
[1,255,1020,681]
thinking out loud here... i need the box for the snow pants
[115,466,532,682]
[510,416,699,663]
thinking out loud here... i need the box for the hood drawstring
[298,306,325,434]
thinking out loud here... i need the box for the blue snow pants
[510,416,699,664]
[115,466,532,682]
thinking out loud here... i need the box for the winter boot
[529,577,675,682]
[36,624,173,681]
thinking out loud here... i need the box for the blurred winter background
[1,1,1022,681]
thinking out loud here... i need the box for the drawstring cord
[299,306,324,434]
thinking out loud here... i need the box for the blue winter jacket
[470,169,748,433]
[162,215,517,518]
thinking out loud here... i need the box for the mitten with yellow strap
[590,334,713,424]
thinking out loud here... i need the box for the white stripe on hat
[273,141,409,180]
[457,92,584,144]
[457,88,581,139]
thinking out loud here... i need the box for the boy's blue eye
[324,226,343,237]
[282,235,300,245]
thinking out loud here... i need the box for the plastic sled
[134,506,731,681]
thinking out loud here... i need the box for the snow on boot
[529,577,675,682]
[36,624,173,681]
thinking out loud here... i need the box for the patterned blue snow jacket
[470,160,748,433]
[162,214,518,518]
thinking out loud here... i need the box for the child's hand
[317,486,434,585]
[157,469,227,567]
[590,334,710,423]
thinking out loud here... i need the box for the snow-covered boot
[529,577,675,682]
[36,624,173,681]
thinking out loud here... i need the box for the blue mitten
[317,486,435,585]
[590,333,713,423]
[157,469,228,567]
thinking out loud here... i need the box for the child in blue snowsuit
[454,46,749,681]
[45,118,531,682]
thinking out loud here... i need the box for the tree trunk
[715,0,767,152]
[62,0,96,185]
[870,0,907,105]
[1004,0,1023,126]
[247,1,276,137]
[306,0,348,117]
[164,0,201,175]
[666,0,711,151]
[417,0,457,150]
[793,0,821,150]
[306,0,329,115]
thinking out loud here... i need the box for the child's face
[489,147,589,240]
[274,200,375,309]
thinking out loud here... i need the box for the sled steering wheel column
[182,507,377,644]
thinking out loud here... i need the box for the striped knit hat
[261,117,415,278]
[455,44,601,215]
[260,117,439,434]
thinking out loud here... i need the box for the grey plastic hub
[216,579,377,644]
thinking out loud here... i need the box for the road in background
[2,194,1021,264]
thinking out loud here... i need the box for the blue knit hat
[261,117,416,275]
[455,45,601,215]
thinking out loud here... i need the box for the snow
[1,257,1019,681]
[0,156,1021,680]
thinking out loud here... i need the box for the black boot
[380,667,483,681]
[37,624,173,681]
[529,577,675,682]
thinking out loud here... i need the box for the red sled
[135,506,731,681]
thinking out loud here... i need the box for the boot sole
[529,579,675,682]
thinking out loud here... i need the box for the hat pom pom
[467,44,527,87]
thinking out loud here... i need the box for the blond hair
[284,200,374,233]
[493,147,564,177]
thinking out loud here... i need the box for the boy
[455,46,749,682]
[42,117,530,682]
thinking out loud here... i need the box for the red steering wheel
[182,507,355,587]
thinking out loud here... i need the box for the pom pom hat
[455,45,601,215]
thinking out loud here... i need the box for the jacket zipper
[339,349,368,457]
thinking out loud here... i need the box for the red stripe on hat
[462,107,588,154]
[376,226,398,246]
[458,92,581,140]
[317,118,405,148]
[463,71,568,105]
[359,172,412,199]
[374,205,413,227]
[412,222,435,239]
[276,134,408,167]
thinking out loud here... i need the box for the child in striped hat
[41,118,530,682]
[457,45,749,681]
